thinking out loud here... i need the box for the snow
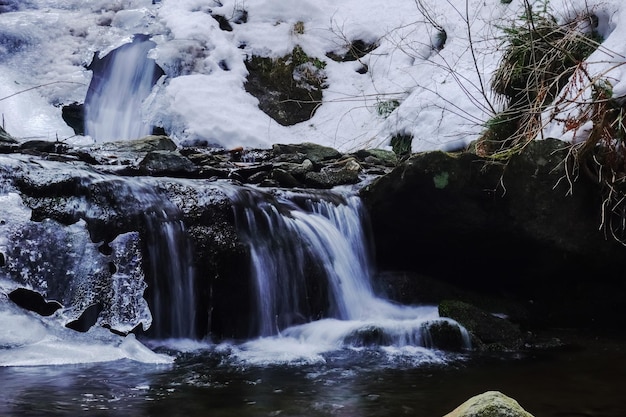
[0,0,625,152]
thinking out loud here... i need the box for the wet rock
[139,150,197,176]
[443,391,535,417]
[270,168,302,188]
[304,164,360,188]
[8,288,62,317]
[425,320,469,352]
[439,300,523,350]
[20,140,69,154]
[343,325,390,347]
[65,303,104,332]
[231,163,273,181]
[273,159,315,179]
[95,135,177,153]
[272,143,341,164]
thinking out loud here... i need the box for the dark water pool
[1,333,624,417]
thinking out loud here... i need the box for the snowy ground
[0,0,624,152]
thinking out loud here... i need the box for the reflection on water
[1,334,625,417]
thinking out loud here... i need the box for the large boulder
[439,300,523,350]
[443,391,534,417]
[0,153,252,339]
[361,139,626,330]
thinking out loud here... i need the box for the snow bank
[0,0,624,151]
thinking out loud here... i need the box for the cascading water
[84,35,162,142]
[80,176,197,340]
[130,181,196,340]
[227,187,471,360]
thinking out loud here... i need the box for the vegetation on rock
[479,0,603,157]
[245,46,327,126]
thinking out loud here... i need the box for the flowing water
[0,333,624,417]
[84,35,162,142]
[225,187,470,352]
[0,167,624,416]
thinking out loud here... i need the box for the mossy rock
[245,46,327,126]
[353,148,397,167]
[425,320,469,352]
[439,300,522,350]
[444,391,535,417]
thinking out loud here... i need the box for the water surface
[1,333,623,417]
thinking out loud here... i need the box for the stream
[0,332,623,417]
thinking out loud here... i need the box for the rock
[273,159,315,179]
[270,168,302,188]
[425,320,470,352]
[65,303,104,333]
[353,148,397,167]
[304,166,359,188]
[303,158,361,188]
[326,39,378,62]
[272,142,342,164]
[20,140,69,154]
[96,135,177,153]
[439,300,523,350]
[245,47,326,126]
[443,391,534,417]
[343,325,390,347]
[61,102,85,135]
[361,139,626,330]
[1,153,254,339]
[8,288,62,317]
[139,150,197,176]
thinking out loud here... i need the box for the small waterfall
[120,179,197,339]
[84,35,162,142]
[229,189,375,336]
[228,187,471,354]
[143,210,196,339]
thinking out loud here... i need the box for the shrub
[479,0,602,157]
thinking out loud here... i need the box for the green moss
[390,134,413,157]
[433,172,449,189]
[245,46,327,125]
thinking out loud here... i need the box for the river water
[0,332,623,417]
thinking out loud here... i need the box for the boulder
[245,48,326,126]
[443,391,534,417]
[139,150,197,176]
[361,139,626,329]
[439,300,523,350]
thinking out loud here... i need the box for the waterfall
[229,189,376,336]
[227,187,471,353]
[84,35,162,142]
[119,179,197,339]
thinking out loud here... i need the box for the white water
[84,36,160,142]
[226,188,471,365]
